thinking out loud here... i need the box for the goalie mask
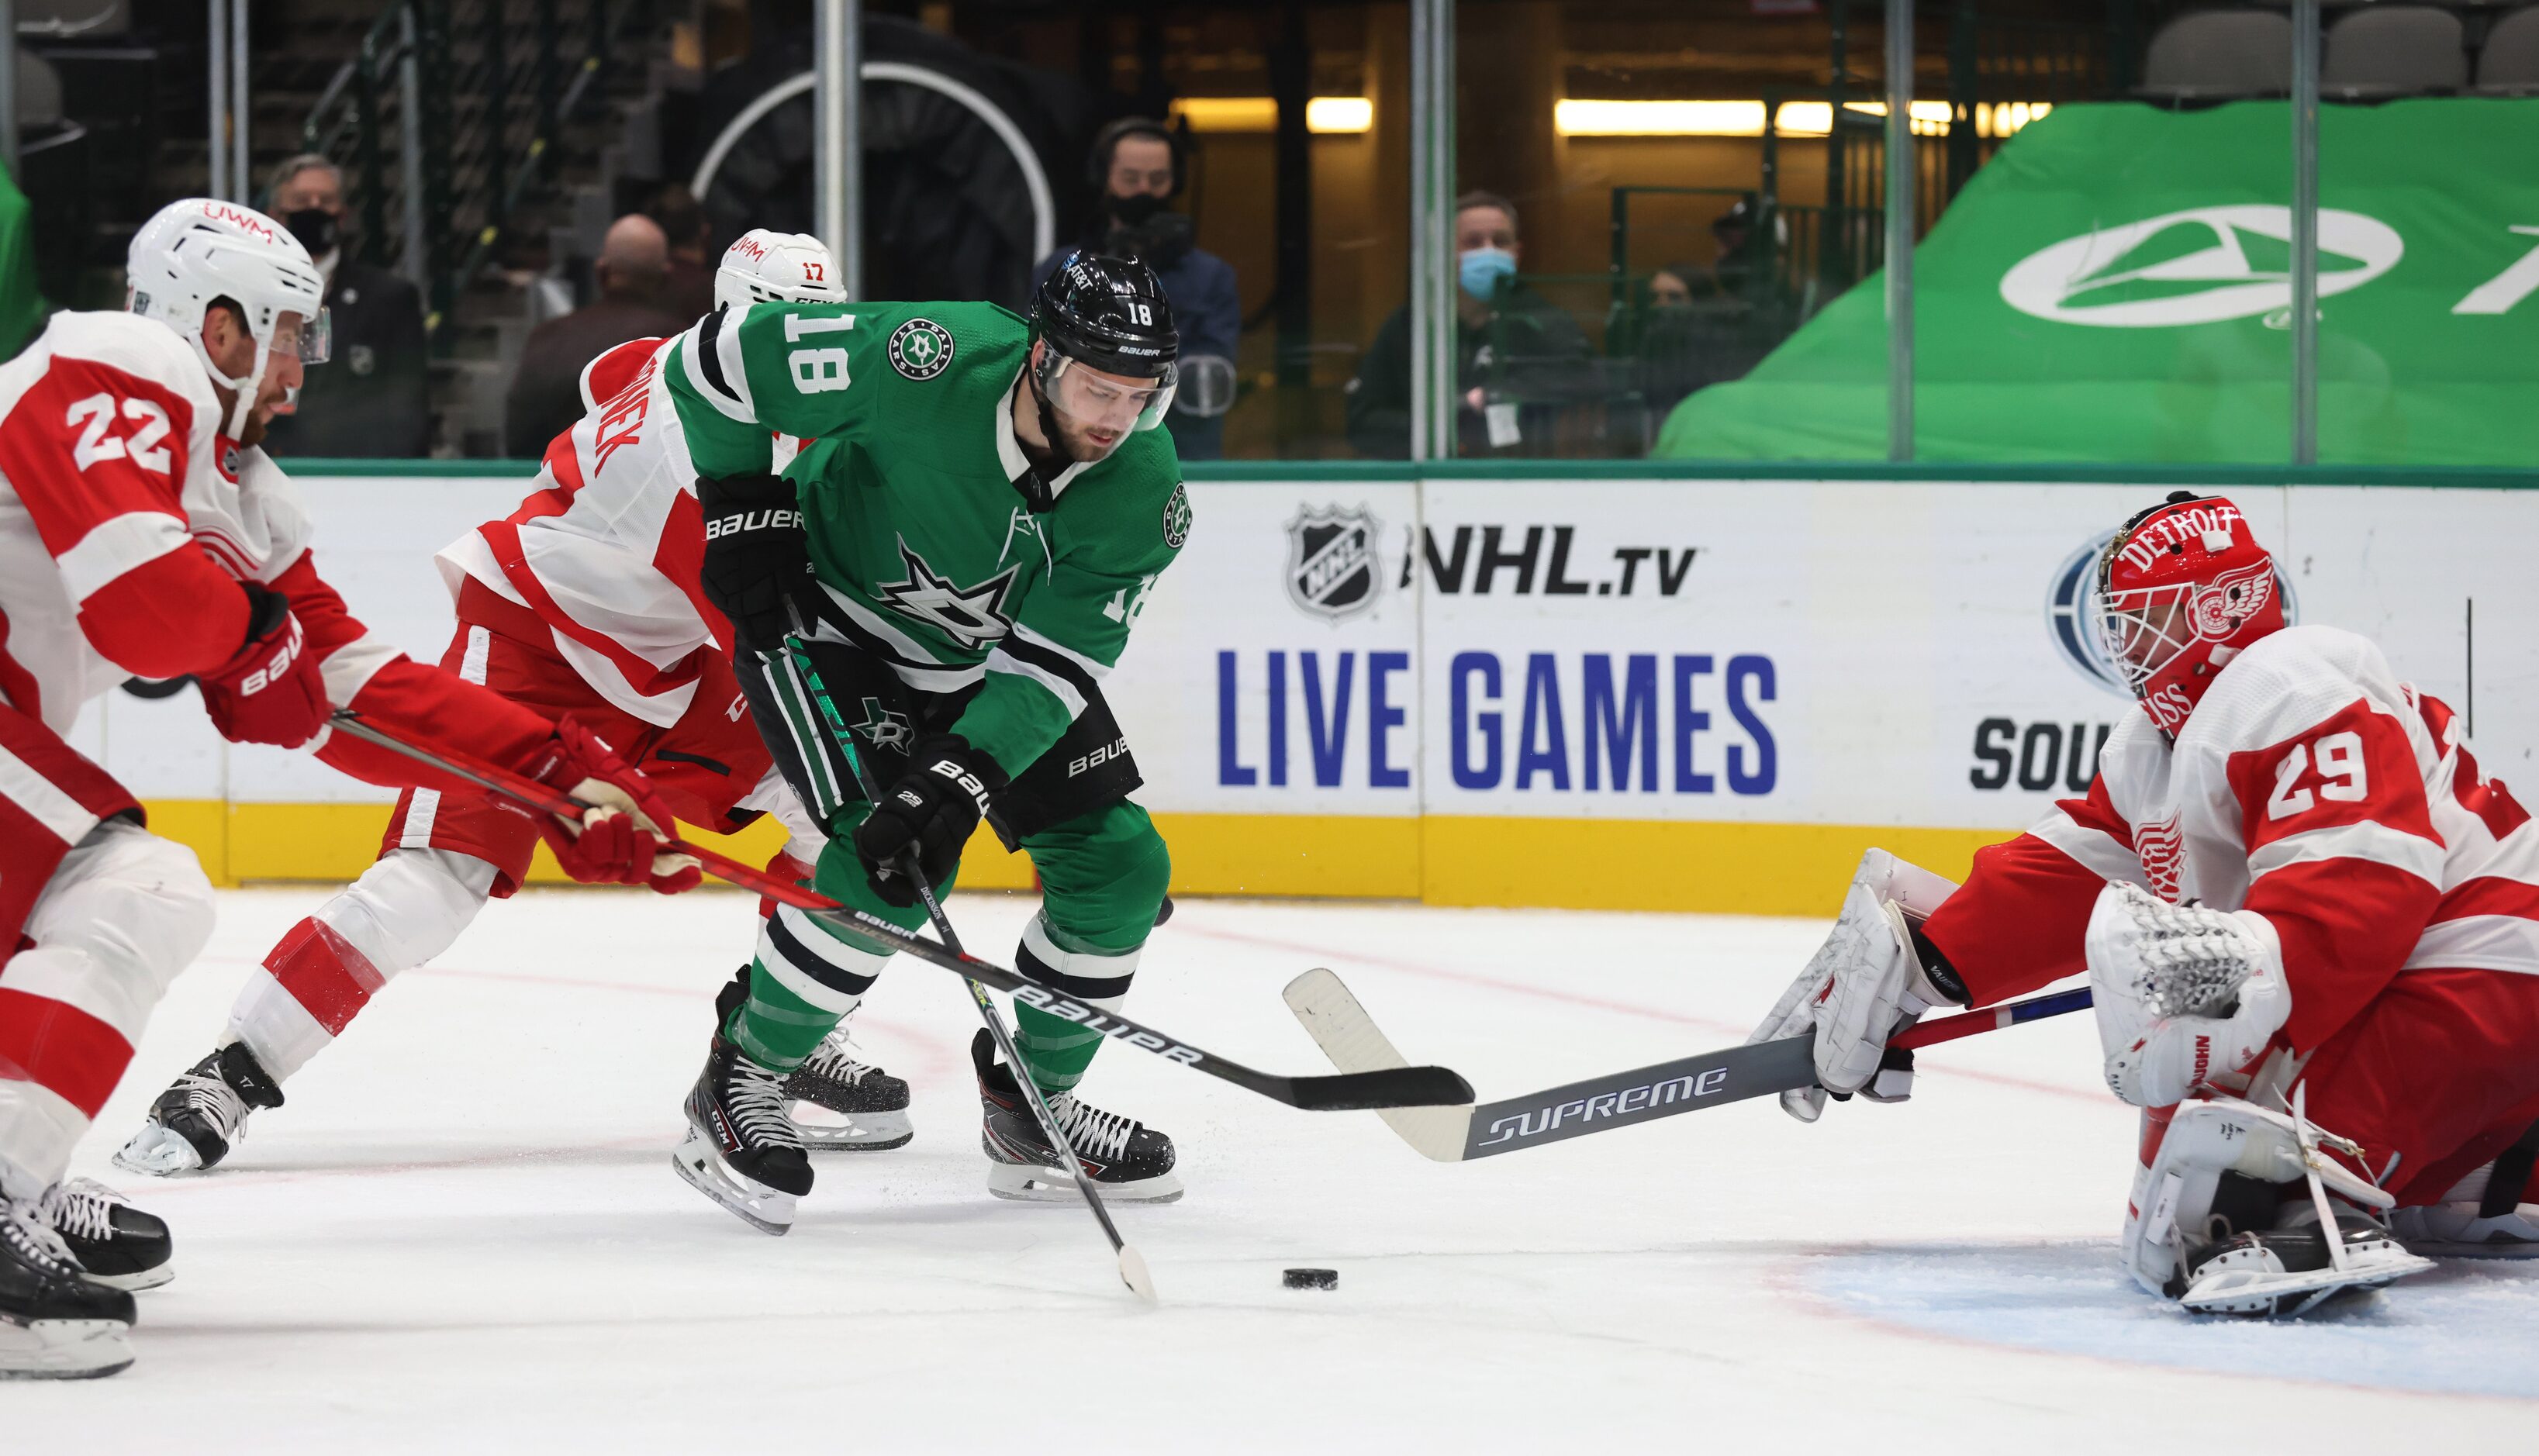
[713,229,845,312]
[2095,492,2285,736]
[127,198,332,439]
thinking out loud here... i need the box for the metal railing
[299,0,648,344]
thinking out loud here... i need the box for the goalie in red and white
[0,199,696,1378]
[118,228,913,1185]
[1752,492,2539,1316]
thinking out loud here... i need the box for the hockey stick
[777,643,1156,1306]
[1282,969,2093,1163]
[326,709,1470,1114]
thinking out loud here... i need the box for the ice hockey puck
[1283,1268,1338,1290]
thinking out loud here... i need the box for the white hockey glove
[2086,883,2289,1109]
[1748,849,1960,1123]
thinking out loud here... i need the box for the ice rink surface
[21,887,2534,1451]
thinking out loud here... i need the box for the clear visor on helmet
[1038,353,1177,433]
[2093,583,2195,693]
[271,308,333,366]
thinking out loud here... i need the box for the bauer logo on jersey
[1283,505,1382,622]
[887,319,955,381]
[2047,529,2295,699]
[875,537,1018,647]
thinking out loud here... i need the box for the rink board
[92,468,2538,914]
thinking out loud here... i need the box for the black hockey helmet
[1029,250,1180,432]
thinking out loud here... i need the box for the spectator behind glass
[1346,191,1592,458]
[651,185,718,323]
[1033,119,1238,460]
[1618,195,1796,421]
[257,154,433,458]
[502,215,685,457]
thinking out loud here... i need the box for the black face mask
[1106,192,1168,228]
[284,208,340,260]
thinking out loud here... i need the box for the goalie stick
[326,709,1472,1114]
[1282,969,2092,1162]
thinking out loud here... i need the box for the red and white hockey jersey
[434,335,810,727]
[1926,624,2539,1056]
[0,310,555,783]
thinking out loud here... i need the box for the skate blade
[0,1319,135,1379]
[2181,1249,2437,1316]
[81,1265,174,1293]
[792,1104,914,1152]
[671,1128,796,1236]
[112,1126,207,1178]
[986,1161,1184,1204]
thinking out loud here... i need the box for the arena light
[1172,97,1373,135]
[1556,98,1993,139]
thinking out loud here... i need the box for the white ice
[20,888,2534,1450]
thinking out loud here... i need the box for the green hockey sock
[1011,998,1109,1094]
[724,957,846,1071]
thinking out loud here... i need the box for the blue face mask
[1459,246,1517,302]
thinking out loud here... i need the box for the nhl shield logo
[1284,505,1382,621]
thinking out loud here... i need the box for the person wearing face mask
[1033,118,1238,461]
[254,154,433,459]
[1346,190,1593,458]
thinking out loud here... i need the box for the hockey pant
[225,588,817,1085]
[0,701,214,1198]
[727,641,1169,1092]
[2139,965,2539,1212]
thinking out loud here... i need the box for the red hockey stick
[323,709,1472,1113]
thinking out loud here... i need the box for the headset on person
[1086,116,1190,198]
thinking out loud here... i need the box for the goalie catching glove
[851,733,1006,906]
[1749,849,1965,1122]
[521,716,703,893]
[2086,882,2289,1108]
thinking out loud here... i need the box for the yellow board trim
[154,799,2016,916]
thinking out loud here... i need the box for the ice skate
[972,1030,1181,1203]
[2389,1200,2539,1258]
[2173,1210,2434,1317]
[35,1180,172,1292]
[787,1031,914,1151]
[714,966,911,1151]
[672,1035,813,1235]
[0,1196,135,1380]
[116,1043,285,1176]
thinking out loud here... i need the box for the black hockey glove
[852,734,1008,906]
[697,472,816,651]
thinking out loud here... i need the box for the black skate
[672,1035,813,1235]
[972,1030,1182,1203]
[2172,1210,2434,1316]
[0,1196,136,1379]
[715,966,912,1151]
[115,1042,285,1176]
[36,1180,172,1292]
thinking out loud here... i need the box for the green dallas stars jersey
[665,299,1190,778]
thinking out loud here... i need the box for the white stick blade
[1118,1243,1159,1305]
[1283,969,1475,1163]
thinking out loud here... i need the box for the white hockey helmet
[127,198,332,436]
[713,229,845,312]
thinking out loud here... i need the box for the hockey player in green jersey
[668,252,1191,1233]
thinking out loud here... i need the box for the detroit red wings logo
[2190,559,2275,640]
[2135,814,2184,902]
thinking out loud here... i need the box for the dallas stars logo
[875,537,1018,648]
[852,696,914,752]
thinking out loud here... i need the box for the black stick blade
[1284,1066,1476,1112]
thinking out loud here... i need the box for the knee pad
[2,823,216,1066]
[1035,806,1169,952]
[316,849,496,972]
